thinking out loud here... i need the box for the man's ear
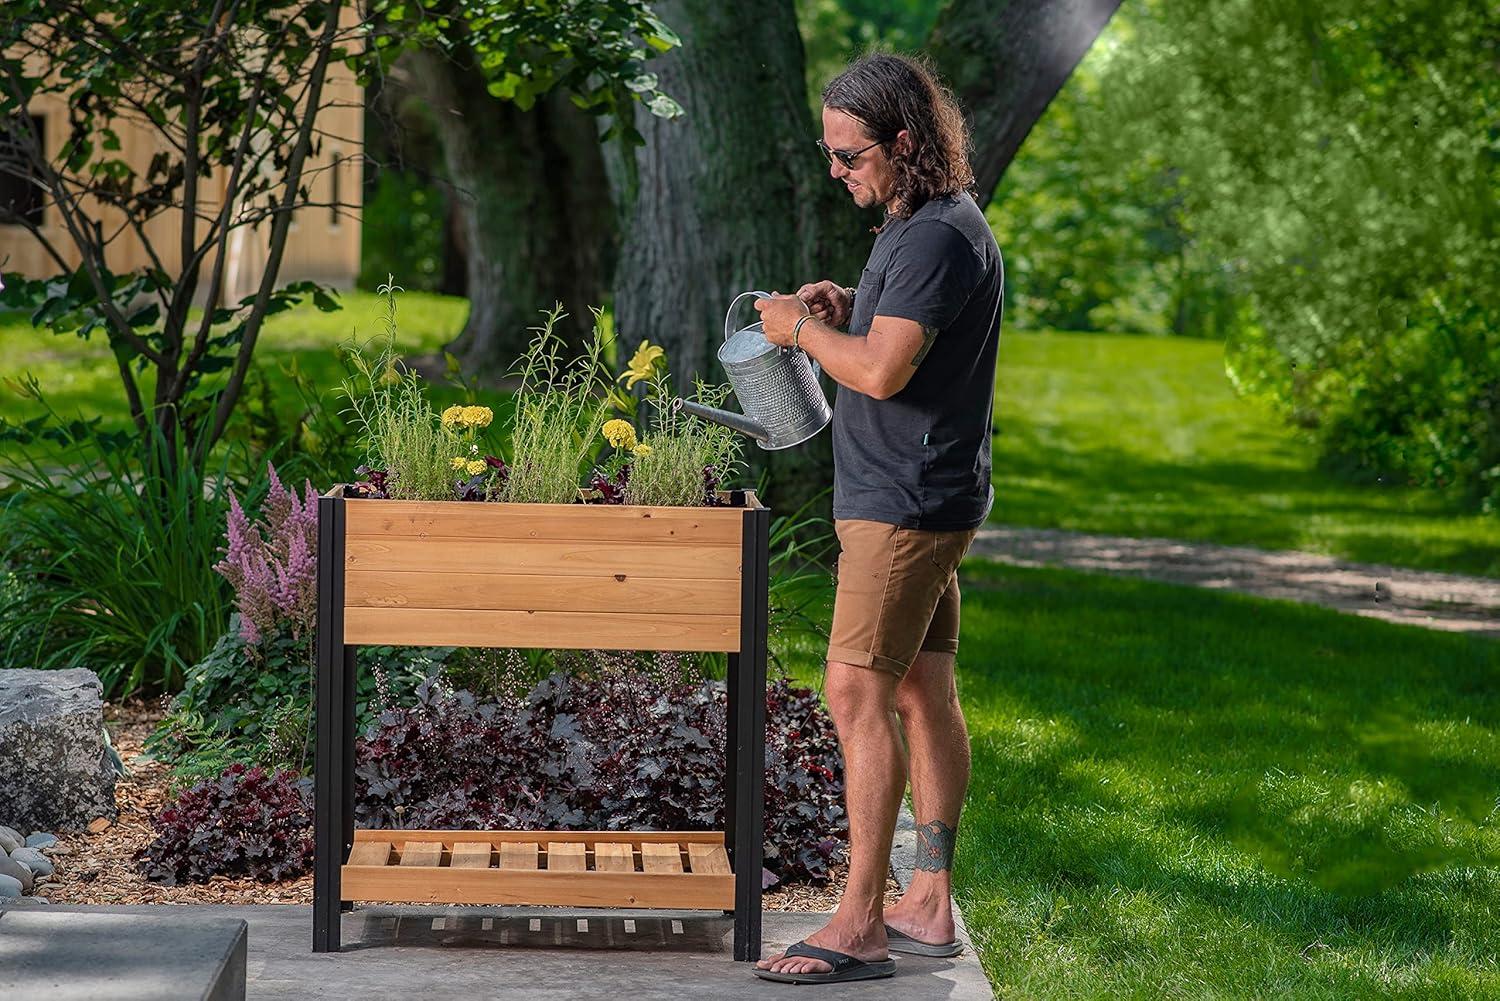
[893,128,912,155]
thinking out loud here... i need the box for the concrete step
[0,908,246,1001]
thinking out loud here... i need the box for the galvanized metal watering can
[675,290,833,450]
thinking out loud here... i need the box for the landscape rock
[0,826,20,853]
[0,669,118,832]
[23,832,57,850]
[0,873,21,899]
[0,855,33,894]
[9,847,53,877]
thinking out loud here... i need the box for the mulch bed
[40,701,893,912]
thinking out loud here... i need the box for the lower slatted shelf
[342,829,735,910]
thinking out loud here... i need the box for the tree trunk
[928,0,1124,205]
[402,48,617,373]
[611,0,869,518]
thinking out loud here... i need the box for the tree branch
[204,0,347,453]
[927,0,1123,205]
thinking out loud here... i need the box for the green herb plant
[501,306,614,504]
[338,278,468,501]
[624,376,745,507]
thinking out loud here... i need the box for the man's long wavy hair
[822,53,975,219]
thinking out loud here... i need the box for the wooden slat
[499,842,539,870]
[340,867,735,910]
[686,843,731,875]
[346,841,391,867]
[346,538,741,581]
[344,498,746,546]
[344,606,739,652]
[547,842,587,872]
[354,830,726,847]
[594,842,634,873]
[640,842,684,874]
[451,842,493,869]
[398,841,442,867]
[344,570,739,616]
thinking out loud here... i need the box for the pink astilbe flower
[213,463,320,646]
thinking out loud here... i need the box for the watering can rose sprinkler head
[670,289,832,451]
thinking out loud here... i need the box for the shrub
[149,618,447,782]
[137,764,314,885]
[0,394,237,697]
[355,671,847,885]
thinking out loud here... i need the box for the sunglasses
[816,137,886,169]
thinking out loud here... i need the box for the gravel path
[970,527,1500,638]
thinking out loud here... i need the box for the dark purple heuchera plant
[355,670,847,886]
[213,464,318,646]
[138,764,314,885]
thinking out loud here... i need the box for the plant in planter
[314,285,775,960]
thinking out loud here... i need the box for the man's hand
[754,293,810,348]
[796,280,854,328]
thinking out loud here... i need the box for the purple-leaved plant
[214,464,319,645]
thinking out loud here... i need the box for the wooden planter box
[313,486,770,960]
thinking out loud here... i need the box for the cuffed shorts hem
[825,644,910,678]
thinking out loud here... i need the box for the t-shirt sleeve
[874,220,986,331]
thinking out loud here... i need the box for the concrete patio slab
[4,904,995,999]
[0,908,246,1001]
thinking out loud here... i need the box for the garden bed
[40,701,889,912]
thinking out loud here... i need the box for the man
[750,52,1003,985]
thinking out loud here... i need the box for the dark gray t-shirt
[832,192,1003,530]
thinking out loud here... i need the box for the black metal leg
[340,644,356,913]
[724,651,740,916]
[724,652,740,855]
[313,496,346,952]
[732,508,769,962]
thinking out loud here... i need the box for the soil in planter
[42,701,897,912]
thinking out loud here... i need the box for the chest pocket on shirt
[850,266,884,336]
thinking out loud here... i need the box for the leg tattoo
[915,820,957,873]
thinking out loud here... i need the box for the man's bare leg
[885,650,970,945]
[756,661,904,976]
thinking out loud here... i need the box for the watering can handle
[723,289,809,342]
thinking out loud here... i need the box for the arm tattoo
[910,325,937,367]
[915,819,957,872]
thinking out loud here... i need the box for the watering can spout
[675,398,772,444]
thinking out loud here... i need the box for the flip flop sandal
[884,924,964,958]
[751,940,897,984]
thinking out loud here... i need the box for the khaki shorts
[827,519,978,678]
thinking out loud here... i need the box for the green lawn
[0,289,470,450]
[993,332,1500,576]
[780,561,1499,998]
[948,561,1500,998]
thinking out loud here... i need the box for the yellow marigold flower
[462,405,493,429]
[450,456,468,470]
[465,459,487,476]
[602,418,637,450]
[620,340,665,390]
[441,405,465,429]
[631,443,653,457]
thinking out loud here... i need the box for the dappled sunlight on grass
[954,559,1499,996]
[993,331,1500,576]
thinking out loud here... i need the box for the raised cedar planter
[312,486,769,961]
